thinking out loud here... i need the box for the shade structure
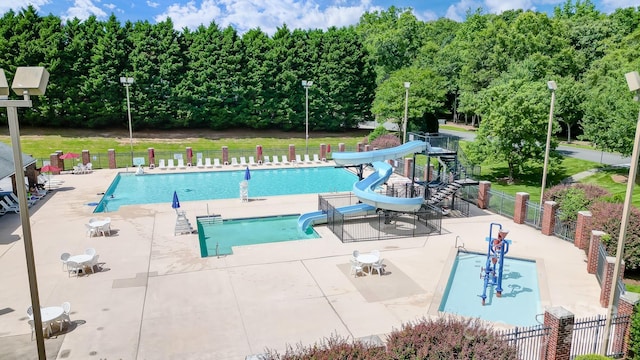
[59,152,80,160]
[244,166,251,181]
[172,191,180,210]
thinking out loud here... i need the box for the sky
[5,0,640,35]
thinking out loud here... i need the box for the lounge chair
[203,158,212,168]
[248,156,258,166]
[196,158,204,168]
[282,155,291,165]
[158,159,167,170]
[177,159,187,169]
[263,156,272,165]
[272,155,281,165]
[167,159,176,170]
[231,158,239,167]
[313,154,323,163]
[213,158,222,168]
[295,154,302,165]
[85,163,93,173]
[304,154,313,164]
[8,193,36,207]
[240,157,248,166]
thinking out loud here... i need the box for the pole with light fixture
[301,80,313,155]
[0,66,50,359]
[540,81,557,209]
[120,76,134,166]
[601,71,640,355]
[403,82,410,143]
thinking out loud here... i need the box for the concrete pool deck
[0,164,604,359]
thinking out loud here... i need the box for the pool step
[175,212,195,236]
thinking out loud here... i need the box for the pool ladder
[455,235,466,250]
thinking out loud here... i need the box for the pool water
[95,167,357,212]
[438,252,542,327]
[197,214,319,256]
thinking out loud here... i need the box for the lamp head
[301,80,312,87]
[120,77,134,85]
[547,81,557,91]
[0,69,9,97]
[11,67,49,96]
[404,82,411,89]
[625,71,640,92]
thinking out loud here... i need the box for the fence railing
[497,324,550,360]
[486,190,515,219]
[570,314,630,358]
[524,201,543,229]
[553,211,576,243]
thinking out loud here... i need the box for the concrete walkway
[0,165,604,359]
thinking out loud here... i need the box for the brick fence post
[364,144,372,152]
[542,307,575,360]
[513,192,529,224]
[338,143,345,152]
[477,181,491,209]
[107,149,116,169]
[617,292,640,357]
[356,142,363,152]
[404,158,413,179]
[320,144,327,161]
[601,256,624,307]
[574,211,593,251]
[288,144,296,162]
[186,147,193,165]
[256,145,263,163]
[81,149,90,165]
[148,148,155,167]
[222,146,229,165]
[587,231,605,274]
[541,201,559,236]
[49,153,61,174]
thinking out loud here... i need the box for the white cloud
[601,0,640,12]
[485,0,533,13]
[147,1,160,8]
[155,0,380,35]
[62,0,107,21]
[0,0,50,15]
[446,0,483,21]
[414,9,439,22]
[104,3,116,10]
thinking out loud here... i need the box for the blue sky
[6,0,640,35]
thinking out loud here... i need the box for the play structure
[297,138,463,231]
[480,223,511,305]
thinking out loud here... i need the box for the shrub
[385,316,518,360]
[544,184,611,221]
[263,334,387,360]
[368,125,389,144]
[629,303,640,359]
[590,201,640,270]
[370,134,401,149]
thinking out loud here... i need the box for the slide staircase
[426,180,464,205]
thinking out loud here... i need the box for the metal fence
[553,211,576,243]
[319,193,442,243]
[596,243,607,285]
[570,314,630,358]
[497,324,550,360]
[486,190,515,219]
[524,201,543,229]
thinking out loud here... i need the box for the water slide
[298,141,427,230]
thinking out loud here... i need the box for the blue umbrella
[244,166,251,181]
[172,191,180,210]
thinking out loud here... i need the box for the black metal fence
[318,193,442,243]
[570,314,630,358]
[553,211,576,243]
[524,201,543,229]
[497,324,550,360]
[486,190,515,219]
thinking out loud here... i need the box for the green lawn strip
[625,282,640,294]
[580,167,640,208]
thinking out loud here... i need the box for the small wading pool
[438,251,542,327]
[197,214,319,257]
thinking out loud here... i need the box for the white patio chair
[352,250,359,259]
[28,319,52,340]
[295,154,302,164]
[177,159,186,169]
[248,156,257,166]
[85,248,96,257]
[158,159,167,170]
[66,261,81,277]
[240,157,248,166]
[371,258,385,276]
[167,159,176,170]
[87,254,100,273]
[272,155,281,165]
[60,302,71,330]
[371,250,380,259]
[263,155,272,165]
[85,223,97,237]
[204,158,213,168]
[213,158,222,168]
[85,163,93,172]
[313,154,322,163]
[231,158,239,167]
[281,155,290,165]
[60,253,70,271]
[350,259,363,277]
[304,154,312,164]
[196,158,204,168]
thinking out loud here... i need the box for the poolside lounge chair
[240,157,248,166]
[8,193,37,207]
[167,159,176,170]
[304,154,313,164]
[158,159,167,170]
[177,159,187,170]
[231,158,239,167]
[263,156,272,165]
[272,155,281,165]
[281,156,290,165]
[313,154,323,163]
[196,158,204,168]
[248,156,258,166]
[85,163,93,173]
[213,158,222,168]
[203,158,212,168]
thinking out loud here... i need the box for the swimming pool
[95,167,357,212]
[197,214,319,257]
[438,252,542,327]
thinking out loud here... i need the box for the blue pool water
[439,252,542,327]
[95,167,357,212]
[197,214,319,257]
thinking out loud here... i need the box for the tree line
[2,1,640,178]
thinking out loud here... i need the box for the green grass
[625,282,640,294]
[580,167,640,207]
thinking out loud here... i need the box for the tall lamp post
[601,71,640,355]
[403,82,410,143]
[120,76,134,166]
[301,80,313,155]
[540,80,557,208]
[0,66,50,359]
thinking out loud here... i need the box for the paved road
[438,129,631,166]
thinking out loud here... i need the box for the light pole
[540,81,557,208]
[0,66,50,359]
[120,76,134,166]
[403,82,410,143]
[301,80,313,154]
[601,71,640,355]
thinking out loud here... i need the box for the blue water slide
[332,140,427,166]
[353,161,424,212]
[298,203,377,231]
